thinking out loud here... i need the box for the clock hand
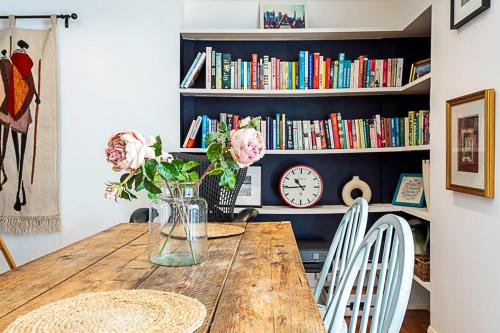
[294,179,305,191]
[283,186,304,189]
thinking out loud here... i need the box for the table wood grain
[0,222,325,332]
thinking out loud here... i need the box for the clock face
[279,165,323,208]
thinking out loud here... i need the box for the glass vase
[148,181,208,266]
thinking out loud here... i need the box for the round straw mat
[4,290,206,333]
[163,223,245,239]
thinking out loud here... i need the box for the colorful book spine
[308,52,314,89]
[299,51,305,89]
[215,53,222,89]
[251,54,258,89]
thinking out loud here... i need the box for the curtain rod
[0,13,78,28]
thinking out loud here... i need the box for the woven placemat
[163,223,245,239]
[4,290,206,333]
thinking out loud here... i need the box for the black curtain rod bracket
[0,13,78,28]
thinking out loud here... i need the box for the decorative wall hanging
[0,16,60,233]
[341,176,372,206]
[451,0,490,29]
[446,89,495,197]
[392,174,425,207]
[260,2,308,29]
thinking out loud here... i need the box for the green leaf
[127,175,135,188]
[205,132,219,146]
[188,171,200,181]
[172,159,183,170]
[225,156,240,170]
[123,188,137,199]
[219,169,236,190]
[144,159,158,181]
[120,173,130,184]
[250,117,261,129]
[208,167,224,176]
[153,136,162,156]
[181,160,200,172]
[219,121,228,133]
[143,178,162,194]
[120,190,131,200]
[135,181,145,191]
[147,192,158,201]
[207,143,223,162]
[158,162,179,181]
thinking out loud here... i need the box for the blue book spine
[266,116,272,149]
[365,59,371,88]
[299,51,305,89]
[201,115,208,148]
[308,53,314,89]
[391,118,397,147]
[256,62,260,89]
[276,114,280,149]
[343,62,349,88]
[270,119,275,150]
[347,61,352,88]
[338,53,345,88]
[240,61,244,89]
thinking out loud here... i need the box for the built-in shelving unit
[180,73,430,98]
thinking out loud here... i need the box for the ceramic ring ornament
[342,176,372,206]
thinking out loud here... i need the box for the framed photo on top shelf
[235,166,262,207]
[451,0,490,29]
[260,2,308,29]
[446,89,495,198]
[392,174,425,208]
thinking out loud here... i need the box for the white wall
[430,1,500,332]
[0,0,182,272]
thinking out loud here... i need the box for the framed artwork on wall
[392,174,425,208]
[235,166,262,207]
[450,0,490,29]
[446,89,495,197]
[260,2,308,29]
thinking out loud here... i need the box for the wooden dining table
[0,221,325,332]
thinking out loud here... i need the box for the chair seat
[317,304,347,333]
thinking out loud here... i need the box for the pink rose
[104,184,118,200]
[229,128,266,168]
[105,130,146,172]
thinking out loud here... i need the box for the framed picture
[235,166,262,207]
[451,0,490,29]
[409,58,431,82]
[260,2,308,29]
[392,174,425,208]
[446,89,495,197]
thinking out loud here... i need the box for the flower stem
[198,161,215,185]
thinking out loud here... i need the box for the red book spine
[325,58,331,89]
[330,113,341,149]
[347,119,354,149]
[276,59,280,90]
[380,116,386,147]
[358,55,365,88]
[319,121,327,149]
[232,115,240,129]
[251,54,258,90]
[310,124,317,149]
[185,138,195,148]
[382,59,388,87]
[313,53,320,89]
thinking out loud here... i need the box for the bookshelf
[178,6,432,301]
[180,73,431,97]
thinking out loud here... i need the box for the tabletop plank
[209,222,325,333]
[0,223,147,318]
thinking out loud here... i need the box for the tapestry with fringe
[0,16,60,233]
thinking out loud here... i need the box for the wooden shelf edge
[178,145,430,155]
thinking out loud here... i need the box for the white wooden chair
[323,214,414,333]
[314,198,368,317]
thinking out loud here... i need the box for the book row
[180,47,405,90]
[182,111,430,150]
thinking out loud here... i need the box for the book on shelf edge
[181,52,202,88]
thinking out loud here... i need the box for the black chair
[129,153,259,223]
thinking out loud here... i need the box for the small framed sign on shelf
[392,174,425,208]
[235,166,262,207]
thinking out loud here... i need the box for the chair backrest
[314,198,368,308]
[323,214,414,333]
[171,153,247,222]
[0,235,16,269]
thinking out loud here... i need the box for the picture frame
[392,173,425,208]
[451,0,490,30]
[260,1,308,29]
[409,58,431,83]
[235,165,262,207]
[446,89,495,197]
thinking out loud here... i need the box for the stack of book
[180,47,405,90]
[183,111,430,150]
